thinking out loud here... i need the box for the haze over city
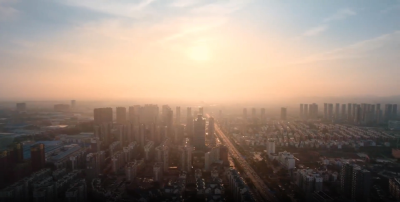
[1,0,400,103]
[2,1,400,202]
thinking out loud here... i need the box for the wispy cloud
[380,1,400,13]
[323,8,356,22]
[292,30,400,65]
[0,0,19,21]
[191,0,250,15]
[296,8,356,39]
[161,18,227,42]
[170,0,200,8]
[57,0,156,18]
[163,0,251,42]
[303,25,329,37]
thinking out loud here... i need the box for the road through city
[208,115,278,202]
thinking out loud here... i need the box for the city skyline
[1,0,400,102]
[2,1,400,201]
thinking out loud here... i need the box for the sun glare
[188,45,210,61]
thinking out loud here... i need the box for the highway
[209,115,278,202]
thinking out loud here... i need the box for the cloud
[163,0,252,42]
[303,25,329,37]
[0,5,18,20]
[323,8,356,22]
[292,30,400,65]
[381,2,400,13]
[191,0,250,15]
[296,8,356,39]
[0,0,19,21]
[170,0,200,8]
[161,17,227,42]
[57,0,156,18]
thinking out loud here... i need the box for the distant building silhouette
[71,100,76,109]
[186,107,193,137]
[116,107,127,124]
[31,144,45,172]
[176,106,181,124]
[300,104,304,119]
[94,107,113,124]
[16,103,26,111]
[208,117,216,147]
[193,115,206,150]
[304,104,308,119]
[281,107,287,120]
[54,104,70,112]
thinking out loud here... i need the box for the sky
[0,0,399,103]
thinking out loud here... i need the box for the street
[209,115,278,202]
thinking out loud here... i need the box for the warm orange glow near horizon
[0,0,399,102]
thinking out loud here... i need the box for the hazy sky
[0,0,399,102]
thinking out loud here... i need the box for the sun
[188,45,210,61]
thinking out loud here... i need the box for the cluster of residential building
[0,168,86,202]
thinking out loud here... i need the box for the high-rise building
[86,152,101,178]
[347,103,352,121]
[116,107,127,124]
[139,124,146,146]
[219,145,229,166]
[128,106,136,124]
[141,104,159,125]
[304,104,309,119]
[300,104,304,119]
[354,105,361,123]
[205,147,220,171]
[351,167,371,201]
[174,124,185,144]
[65,179,87,202]
[14,143,24,163]
[341,104,346,119]
[376,103,381,123]
[125,160,144,181]
[328,104,333,120]
[176,106,181,125]
[199,107,204,115]
[393,104,398,120]
[71,100,76,109]
[335,103,340,120]
[161,107,173,139]
[281,108,287,120]
[155,141,169,172]
[186,107,193,137]
[94,108,113,124]
[208,117,216,147]
[143,141,155,161]
[260,108,266,123]
[193,115,206,150]
[118,125,126,144]
[179,139,194,171]
[94,123,113,144]
[340,163,354,198]
[16,103,26,111]
[31,144,45,172]
[385,104,393,121]
[309,103,318,119]
[360,103,367,122]
[243,108,247,121]
[153,162,163,182]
